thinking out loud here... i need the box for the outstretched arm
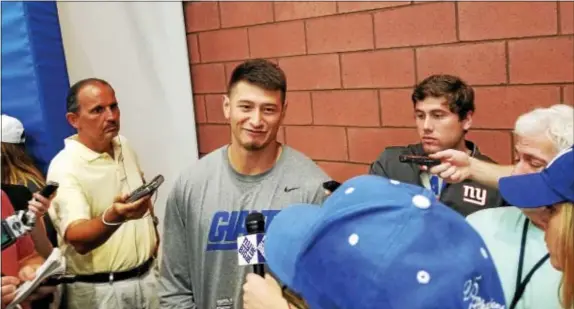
[427,149,514,189]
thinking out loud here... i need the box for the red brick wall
[185,1,574,182]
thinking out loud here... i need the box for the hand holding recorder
[110,195,152,222]
[109,175,164,222]
[27,182,58,218]
[425,150,472,183]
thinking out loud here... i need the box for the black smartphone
[322,180,342,192]
[125,175,165,203]
[39,181,59,198]
[399,155,441,167]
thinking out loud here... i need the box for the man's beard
[241,141,267,151]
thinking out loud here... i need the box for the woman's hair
[557,202,574,309]
[1,142,45,188]
[282,286,309,309]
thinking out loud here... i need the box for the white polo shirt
[47,134,156,274]
[467,207,562,309]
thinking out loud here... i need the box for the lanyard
[509,219,550,309]
[429,175,446,197]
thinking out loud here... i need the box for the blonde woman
[1,114,55,258]
[499,146,574,308]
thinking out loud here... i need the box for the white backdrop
[56,2,198,228]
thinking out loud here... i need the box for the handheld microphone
[237,212,266,277]
[1,210,36,251]
[1,181,59,251]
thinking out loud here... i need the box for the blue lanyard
[429,175,445,196]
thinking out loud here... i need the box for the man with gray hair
[427,104,573,309]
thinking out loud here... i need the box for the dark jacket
[369,140,507,217]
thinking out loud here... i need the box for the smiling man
[369,74,505,216]
[158,59,329,309]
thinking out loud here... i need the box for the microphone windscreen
[246,212,264,224]
[245,211,265,234]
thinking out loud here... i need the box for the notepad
[7,248,65,309]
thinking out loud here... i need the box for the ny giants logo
[462,185,487,206]
[206,210,280,251]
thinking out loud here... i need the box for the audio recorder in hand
[125,175,165,203]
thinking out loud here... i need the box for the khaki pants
[65,269,158,309]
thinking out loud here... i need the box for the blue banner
[1,1,74,174]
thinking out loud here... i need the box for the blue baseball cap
[499,146,574,208]
[265,175,506,309]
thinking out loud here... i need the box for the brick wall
[185,1,574,182]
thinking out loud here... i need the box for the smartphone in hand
[39,181,59,198]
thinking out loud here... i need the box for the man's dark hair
[66,78,112,113]
[411,74,475,120]
[228,59,287,104]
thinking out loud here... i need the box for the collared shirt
[47,135,156,274]
[467,207,562,309]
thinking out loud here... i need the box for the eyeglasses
[281,284,308,309]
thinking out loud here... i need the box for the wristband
[101,206,124,226]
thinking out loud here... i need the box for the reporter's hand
[243,273,289,309]
[112,194,152,221]
[1,276,20,308]
[27,193,53,218]
[425,149,472,183]
[18,265,56,303]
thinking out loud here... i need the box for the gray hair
[514,104,574,152]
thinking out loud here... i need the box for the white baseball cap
[1,114,26,144]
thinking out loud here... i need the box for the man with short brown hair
[159,59,329,309]
[369,74,505,216]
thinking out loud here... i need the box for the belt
[71,258,154,284]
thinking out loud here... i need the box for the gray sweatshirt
[158,145,329,309]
